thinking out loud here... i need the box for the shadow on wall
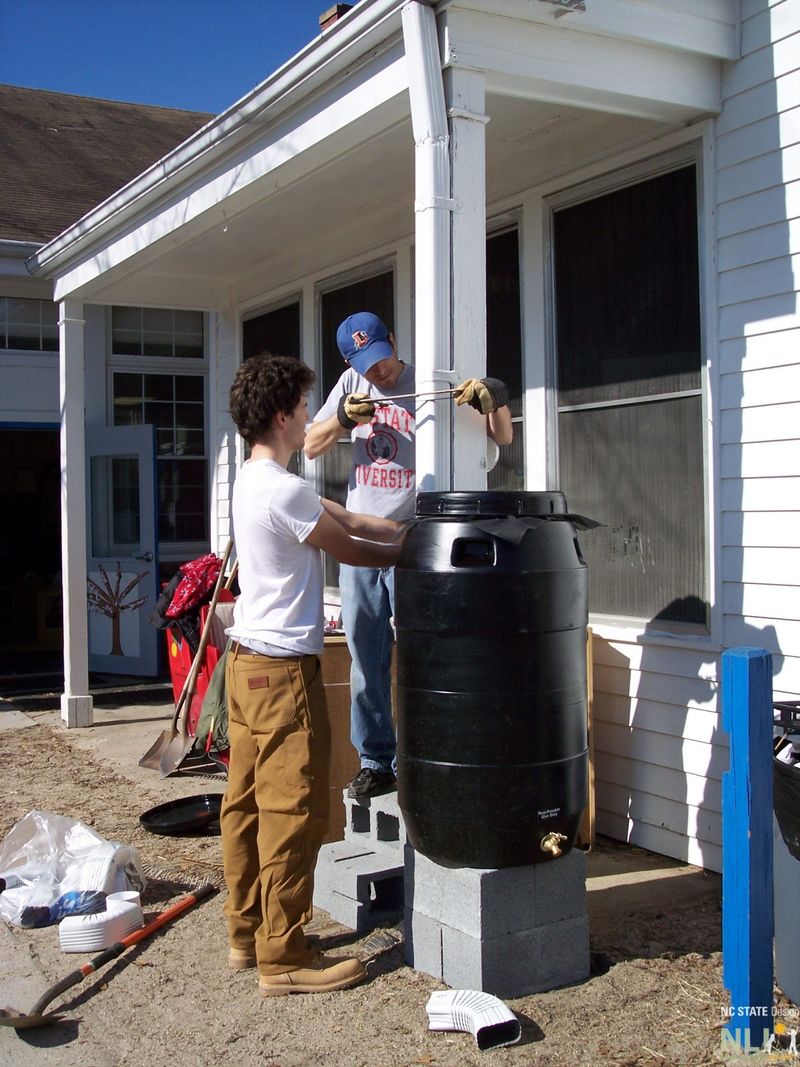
[594,602,780,873]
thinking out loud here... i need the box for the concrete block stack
[313,790,406,933]
[404,846,590,998]
[314,793,591,998]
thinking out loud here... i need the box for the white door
[86,425,159,676]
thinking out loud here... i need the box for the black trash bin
[774,701,800,1007]
[394,490,590,869]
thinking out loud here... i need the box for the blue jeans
[338,563,396,774]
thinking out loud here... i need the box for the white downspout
[402,0,455,491]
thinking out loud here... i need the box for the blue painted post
[721,647,774,1053]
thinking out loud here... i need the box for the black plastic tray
[139,794,223,836]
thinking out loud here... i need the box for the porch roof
[28,0,737,310]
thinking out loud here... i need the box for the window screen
[553,164,707,626]
[243,303,301,361]
[318,272,394,587]
[242,303,304,474]
[487,229,524,492]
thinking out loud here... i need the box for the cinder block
[441,915,590,999]
[319,883,404,935]
[343,791,408,856]
[313,840,404,933]
[405,844,586,938]
[316,849,403,903]
[403,906,443,979]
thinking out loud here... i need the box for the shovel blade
[138,729,176,770]
[0,1008,65,1029]
[158,731,196,777]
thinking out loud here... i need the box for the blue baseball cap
[336,312,394,375]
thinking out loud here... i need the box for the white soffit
[47,43,410,306]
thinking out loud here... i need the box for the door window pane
[90,456,141,555]
[113,371,207,543]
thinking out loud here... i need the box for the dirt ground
[0,715,795,1067]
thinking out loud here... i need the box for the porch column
[446,67,491,489]
[210,306,239,555]
[59,298,93,728]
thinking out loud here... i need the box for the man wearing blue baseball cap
[305,312,512,799]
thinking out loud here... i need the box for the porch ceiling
[49,94,671,312]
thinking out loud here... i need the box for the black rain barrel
[395,490,589,869]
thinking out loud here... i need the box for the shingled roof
[0,85,213,244]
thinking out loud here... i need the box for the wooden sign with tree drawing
[87,562,149,656]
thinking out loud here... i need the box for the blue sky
[1,0,340,114]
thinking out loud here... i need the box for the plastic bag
[0,810,146,928]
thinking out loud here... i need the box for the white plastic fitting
[59,891,144,952]
[426,989,522,1050]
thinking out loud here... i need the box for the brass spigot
[540,832,567,857]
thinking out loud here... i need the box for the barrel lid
[415,491,568,518]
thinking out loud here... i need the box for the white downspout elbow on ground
[402,1,454,492]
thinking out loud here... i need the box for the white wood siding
[591,633,725,871]
[717,0,800,713]
[591,2,800,874]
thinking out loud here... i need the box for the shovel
[138,540,234,775]
[0,883,216,1029]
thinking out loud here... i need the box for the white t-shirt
[313,362,417,521]
[227,459,325,656]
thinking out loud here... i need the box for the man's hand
[454,377,509,414]
[337,392,376,429]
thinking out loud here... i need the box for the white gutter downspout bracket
[402,0,454,492]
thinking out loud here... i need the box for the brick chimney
[319,4,353,32]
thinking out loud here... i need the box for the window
[486,229,524,492]
[243,302,301,361]
[113,373,207,543]
[0,297,58,351]
[318,271,395,587]
[111,307,203,359]
[551,163,706,627]
[110,306,208,549]
[242,301,303,476]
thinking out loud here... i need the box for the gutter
[28,0,440,278]
[402,0,453,491]
[2,239,43,259]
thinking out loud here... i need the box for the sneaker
[228,946,257,970]
[258,954,366,996]
[347,767,397,799]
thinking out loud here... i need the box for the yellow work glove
[337,392,376,429]
[454,377,509,415]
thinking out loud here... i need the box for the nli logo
[719,1007,800,1058]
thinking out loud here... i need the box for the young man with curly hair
[222,354,404,996]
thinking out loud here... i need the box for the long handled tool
[0,883,216,1029]
[138,540,234,774]
[157,541,235,777]
[374,387,458,405]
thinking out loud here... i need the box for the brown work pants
[221,645,330,975]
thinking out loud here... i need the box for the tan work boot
[258,954,366,996]
[228,946,257,971]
